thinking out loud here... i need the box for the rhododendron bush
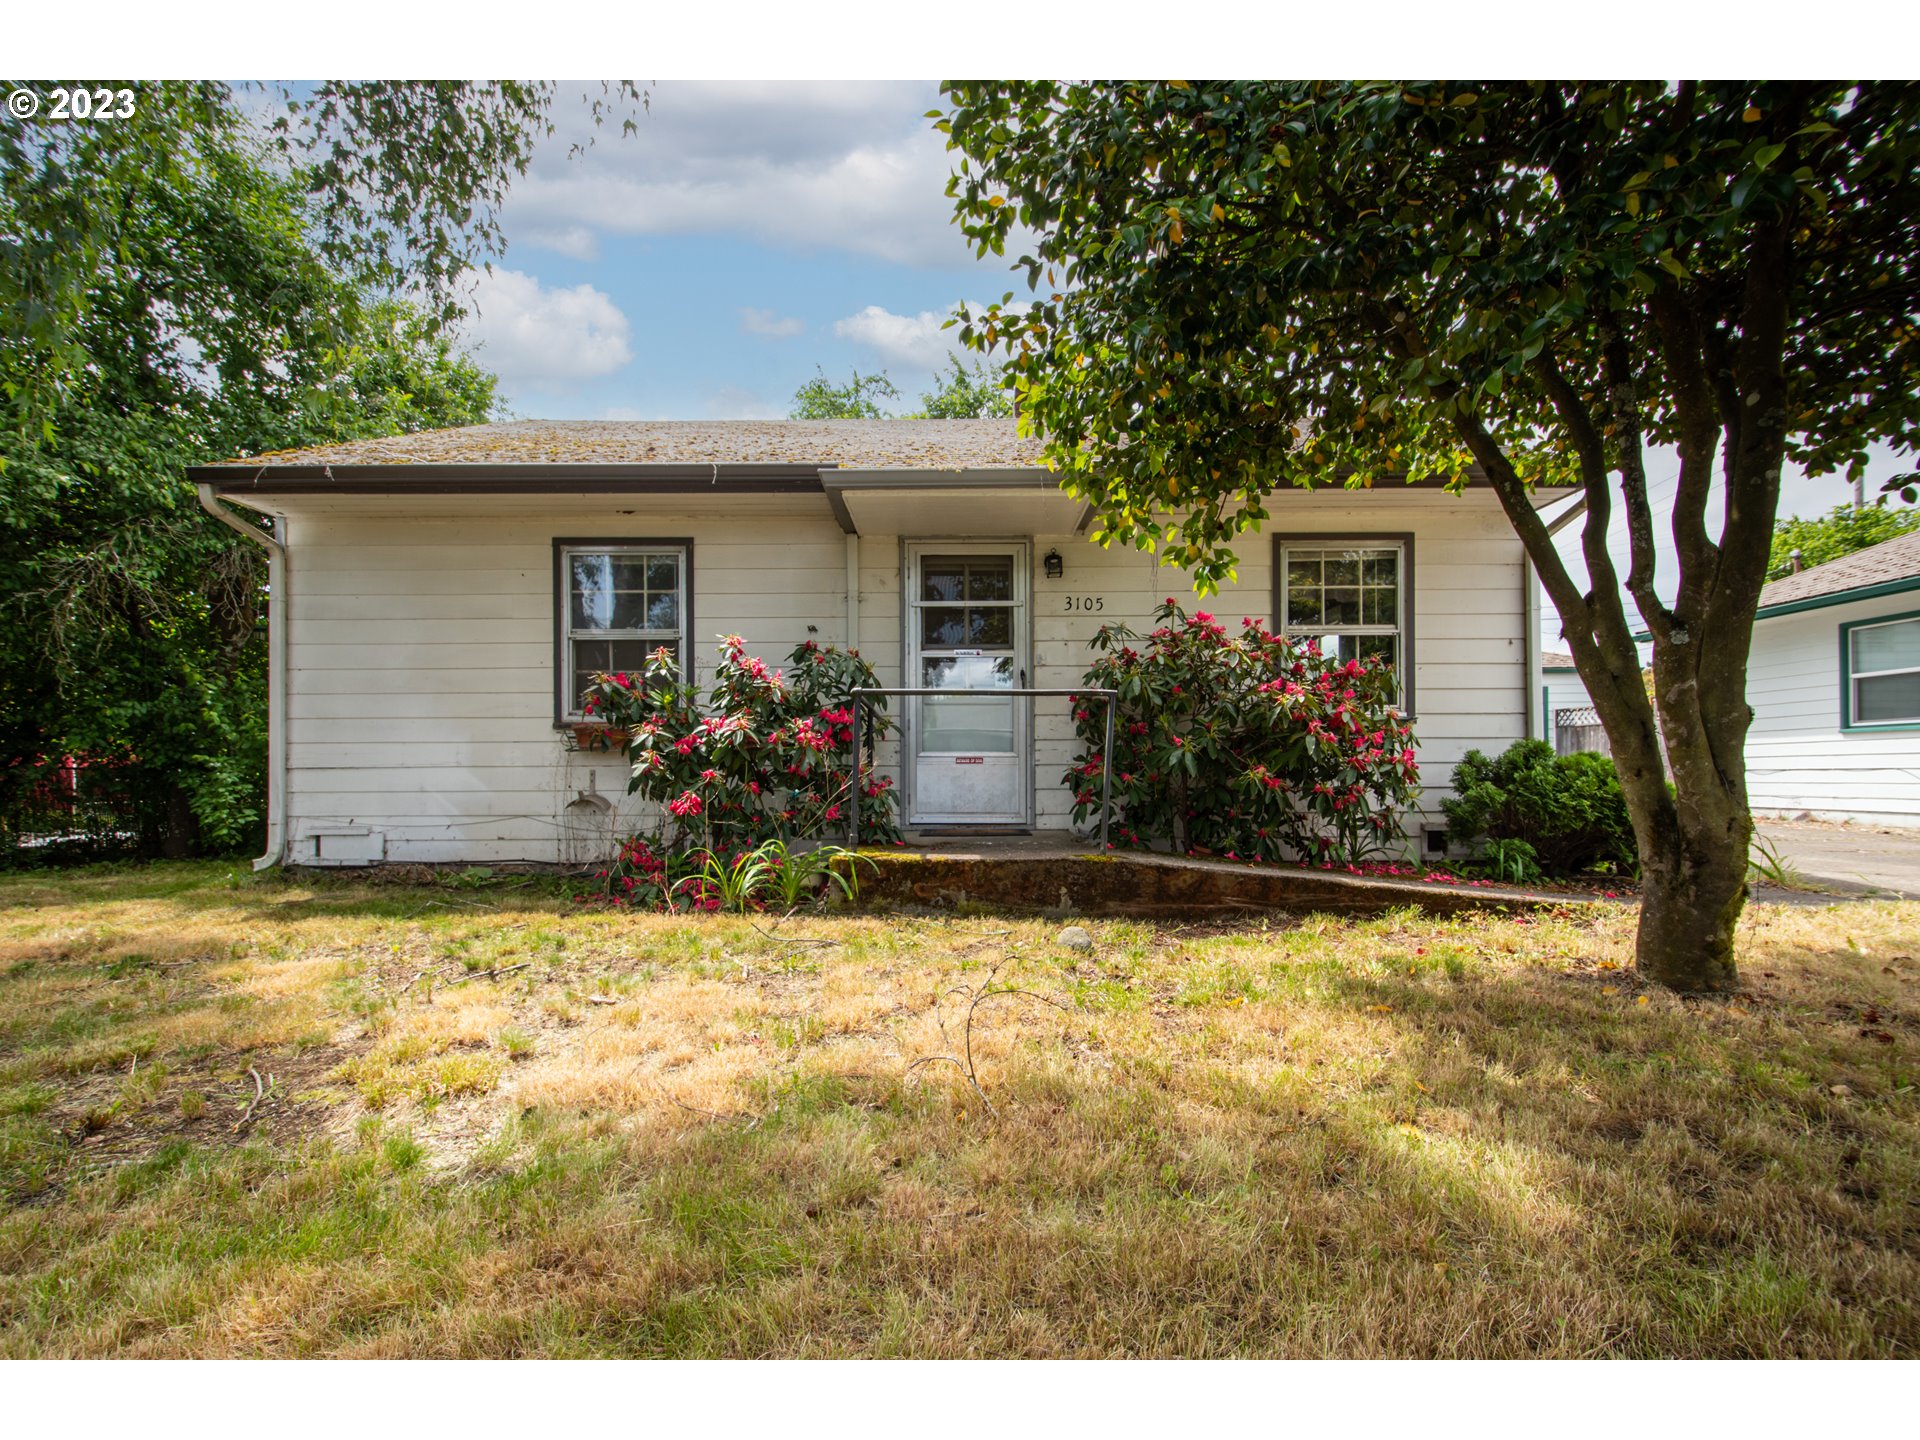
[1065,601,1420,865]
[582,637,901,873]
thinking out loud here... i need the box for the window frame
[552,537,695,726]
[1839,608,1920,732]
[1271,533,1416,718]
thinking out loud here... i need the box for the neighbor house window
[555,541,691,722]
[1275,537,1413,712]
[1844,613,1920,727]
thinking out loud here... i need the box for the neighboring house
[1745,530,1920,826]
[190,419,1573,867]
[1539,650,1607,756]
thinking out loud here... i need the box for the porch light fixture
[1043,549,1065,579]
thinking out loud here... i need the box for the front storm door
[906,544,1030,826]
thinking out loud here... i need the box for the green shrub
[1442,740,1635,878]
[1476,837,1543,885]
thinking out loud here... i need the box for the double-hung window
[1276,537,1413,712]
[1843,613,1920,728]
[555,540,690,722]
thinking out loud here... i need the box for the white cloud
[461,268,632,394]
[740,307,805,338]
[499,81,1000,269]
[520,225,601,262]
[833,305,966,369]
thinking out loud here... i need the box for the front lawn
[1,862,1915,1357]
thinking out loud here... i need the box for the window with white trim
[1847,614,1920,726]
[558,543,689,721]
[1277,539,1410,709]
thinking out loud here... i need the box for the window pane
[1857,670,1920,724]
[606,556,654,593]
[1294,633,1398,673]
[1324,556,1360,587]
[570,638,610,714]
[1324,587,1360,625]
[608,639,659,673]
[921,562,966,602]
[1362,554,1398,587]
[1356,634,1398,669]
[1362,587,1397,625]
[920,657,1013,752]
[1287,587,1323,627]
[645,555,679,590]
[1287,557,1321,589]
[968,560,1014,601]
[645,592,678,630]
[922,656,1013,690]
[922,607,968,648]
[969,607,1012,647]
[569,556,615,629]
[576,590,660,630]
[1854,618,1920,674]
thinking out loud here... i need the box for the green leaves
[788,366,900,419]
[1,88,504,855]
[936,80,1920,593]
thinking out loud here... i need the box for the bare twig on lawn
[743,916,842,948]
[233,1066,275,1134]
[585,993,621,1005]
[444,961,534,988]
[650,1074,776,1130]
[906,960,1071,1118]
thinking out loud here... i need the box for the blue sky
[459,81,1013,420]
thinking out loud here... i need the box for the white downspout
[845,532,860,650]
[197,484,288,870]
[1524,553,1542,742]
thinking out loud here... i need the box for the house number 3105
[1064,596,1104,612]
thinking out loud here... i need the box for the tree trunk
[1633,815,1750,992]
[161,783,198,860]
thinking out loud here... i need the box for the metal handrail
[846,686,1120,851]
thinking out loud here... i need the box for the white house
[191,419,1572,868]
[1538,650,1606,756]
[1745,530,1920,826]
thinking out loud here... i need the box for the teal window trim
[1838,606,1920,731]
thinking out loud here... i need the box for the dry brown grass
[0,861,1916,1357]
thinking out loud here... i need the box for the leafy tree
[940,81,1920,991]
[915,355,1015,418]
[1767,499,1920,579]
[788,366,901,419]
[2,83,519,857]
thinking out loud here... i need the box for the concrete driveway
[1756,818,1920,899]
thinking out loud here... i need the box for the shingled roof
[1758,530,1920,612]
[195,419,1049,471]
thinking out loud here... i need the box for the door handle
[1019,668,1027,689]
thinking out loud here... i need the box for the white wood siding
[1746,594,1920,826]
[1541,668,1595,740]
[280,490,1532,863]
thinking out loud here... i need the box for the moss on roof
[203,419,1049,470]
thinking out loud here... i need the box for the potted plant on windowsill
[568,721,630,752]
